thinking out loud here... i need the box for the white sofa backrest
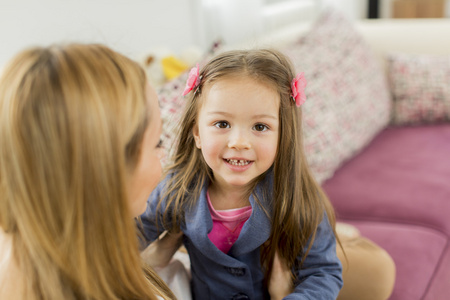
[230,18,450,63]
[356,19,450,57]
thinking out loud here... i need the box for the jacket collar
[183,173,273,260]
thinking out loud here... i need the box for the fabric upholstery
[281,10,391,183]
[389,53,450,125]
[323,124,450,300]
[348,221,447,300]
[322,124,450,235]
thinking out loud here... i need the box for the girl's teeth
[227,159,250,166]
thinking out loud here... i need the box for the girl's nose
[228,130,251,150]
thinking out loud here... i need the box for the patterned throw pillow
[389,54,450,125]
[282,10,391,184]
[157,71,189,166]
[157,41,223,166]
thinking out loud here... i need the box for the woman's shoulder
[0,227,13,276]
[0,228,25,299]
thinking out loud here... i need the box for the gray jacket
[140,174,343,299]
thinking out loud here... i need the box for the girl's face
[193,76,279,191]
[128,85,163,217]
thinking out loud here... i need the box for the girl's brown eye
[214,121,230,129]
[253,124,268,132]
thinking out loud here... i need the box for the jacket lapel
[183,173,273,260]
[227,180,272,257]
[183,182,244,266]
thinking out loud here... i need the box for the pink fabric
[206,193,252,254]
[347,221,447,300]
[322,124,450,300]
[323,124,450,236]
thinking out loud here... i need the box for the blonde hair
[0,44,174,299]
[160,49,337,284]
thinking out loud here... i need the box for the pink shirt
[206,193,252,254]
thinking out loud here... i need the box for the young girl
[140,49,343,299]
[0,43,175,300]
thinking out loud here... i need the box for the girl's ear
[192,124,201,149]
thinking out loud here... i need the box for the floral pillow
[157,72,188,166]
[281,10,391,184]
[157,11,392,184]
[157,41,223,166]
[389,53,450,125]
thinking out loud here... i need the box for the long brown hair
[0,44,174,299]
[160,49,337,284]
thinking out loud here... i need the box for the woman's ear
[192,124,201,149]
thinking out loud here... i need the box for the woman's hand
[268,252,293,300]
[141,230,183,269]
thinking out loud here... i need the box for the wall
[1,0,400,70]
[196,0,319,48]
[0,0,197,68]
[0,0,326,69]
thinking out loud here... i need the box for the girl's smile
[224,158,254,170]
[193,75,280,192]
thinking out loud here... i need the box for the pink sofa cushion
[347,221,447,300]
[322,124,450,236]
[282,10,391,184]
[389,54,450,125]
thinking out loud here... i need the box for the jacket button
[224,266,246,276]
[231,293,249,300]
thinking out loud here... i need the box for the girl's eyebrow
[207,111,278,120]
[207,111,232,116]
[252,114,278,120]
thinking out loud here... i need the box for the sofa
[155,10,450,300]
[319,19,450,300]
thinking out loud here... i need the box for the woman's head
[0,44,166,299]
[128,84,163,216]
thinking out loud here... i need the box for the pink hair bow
[291,72,307,107]
[182,63,201,96]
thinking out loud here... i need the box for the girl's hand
[268,251,293,300]
[141,230,183,269]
